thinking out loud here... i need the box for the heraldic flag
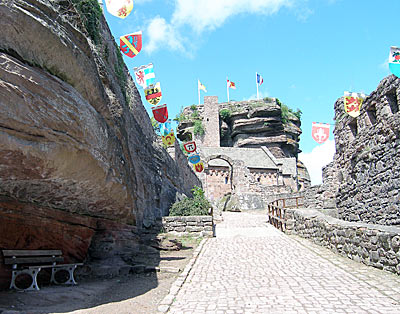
[160,119,173,136]
[134,63,155,89]
[152,104,168,123]
[105,0,133,19]
[194,162,204,173]
[144,82,162,106]
[227,79,236,89]
[120,31,142,58]
[389,46,400,78]
[311,122,330,144]
[198,80,207,92]
[344,91,366,118]
[162,130,176,147]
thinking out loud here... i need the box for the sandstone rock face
[177,99,302,158]
[332,75,400,225]
[0,0,200,289]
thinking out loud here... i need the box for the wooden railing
[267,196,304,231]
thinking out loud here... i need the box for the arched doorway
[204,154,234,202]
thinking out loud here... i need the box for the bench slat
[4,256,64,265]
[2,250,62,257]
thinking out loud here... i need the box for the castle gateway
[177,96,311,210]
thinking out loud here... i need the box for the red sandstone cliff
[0,0,200,289]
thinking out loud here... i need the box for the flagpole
[227,77,230,102]
[256,72,259,100]
[198,79,200,105]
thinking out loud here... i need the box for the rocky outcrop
[177,98,302,158]
[333,75,400,225]
[0,0,200,289]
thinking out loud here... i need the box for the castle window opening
[349,119,358,139]
[386,89,399,114]
[367,104,377,125]
[225,176,228,184]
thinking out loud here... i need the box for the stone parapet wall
[303,162,338,211]
[333,75,400,225]
[285,208,400,275]
[162,216,214,237]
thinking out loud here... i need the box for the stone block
[369,251,379,263]
[174,227,186,232]
[187,226,203,232]
[201,230,214,237]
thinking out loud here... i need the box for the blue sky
[101,0,397,184]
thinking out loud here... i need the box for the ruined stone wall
[285,208,400,276]
[202,96,220,147]
[204,167,232,201]
[249,169,278,186]
[162,216,214,237]
[303,162,338,212]
[334,75,400,225]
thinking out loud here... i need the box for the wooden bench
[2,250,83,291]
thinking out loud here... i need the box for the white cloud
[144,16,186,54]
[299,139,335,185]
[144,0,301,54]
[380,57,389,71]
[172,0,294,33]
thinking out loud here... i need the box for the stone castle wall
[162,216,214,237]
[285,208,400,276]
[333,75,400,225]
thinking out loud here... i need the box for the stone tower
[202,96,220,147]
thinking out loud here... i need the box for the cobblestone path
[167,211,400,314]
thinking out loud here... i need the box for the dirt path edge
[157,238,208,313]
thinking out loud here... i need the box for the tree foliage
[169,186,211,216]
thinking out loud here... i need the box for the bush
[169,186,211,216]
[174,107,187,123]
[71,0,102,44]
[191,110,200,119]
[193,120,205,136]
[219,109,231,122]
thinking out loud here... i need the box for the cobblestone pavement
[167,211,400,314]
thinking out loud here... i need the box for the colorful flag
[227,80,236,89]
[198,80,207,92]
[256,73,263,86]
[389,46,400,78]
[105,0,133,19]
[194,162,204,173]
[162,130,176,147]
[311,122,330,144]
[183,141,197,153]
[152,104,168,123]
[144,82,162,106]
[120,31,142,58]
[344,91,366,118]
[188,153,201,165]
[160,119,173,136]
[134,63,155,89]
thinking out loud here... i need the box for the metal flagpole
[256,72,259,100]
[227,78,230,102]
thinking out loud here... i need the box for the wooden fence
[267,196,304,231]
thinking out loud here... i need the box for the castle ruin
[177,96,311,210]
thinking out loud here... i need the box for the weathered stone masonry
[285,208,400,276]
[162,216,214,238]
[333,75,400,225]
